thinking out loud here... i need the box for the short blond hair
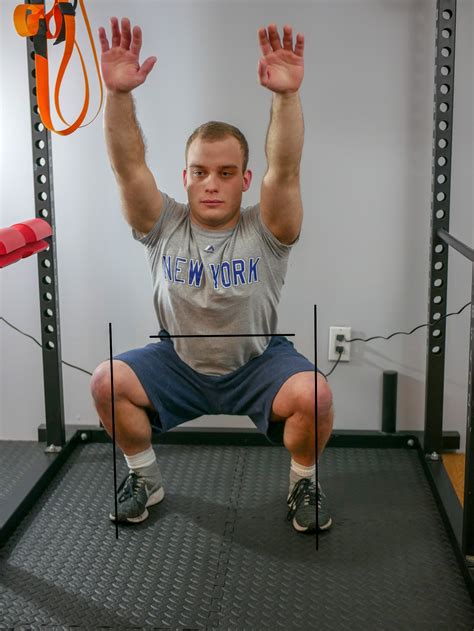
[185,121,249,173]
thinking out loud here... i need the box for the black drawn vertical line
[109,322,119,540]
[314,305,319,551]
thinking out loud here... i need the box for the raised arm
[99,17,163,234]
[258,24,305,245]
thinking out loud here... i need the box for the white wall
[1,0,472,447]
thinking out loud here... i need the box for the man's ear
[242,169,252,192]
[182,169,187,188]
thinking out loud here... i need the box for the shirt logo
[162,255,260,289]
[204,245,215,253]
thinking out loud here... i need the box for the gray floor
[1,441,473,629]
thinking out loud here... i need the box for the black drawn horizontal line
[150,333,295,339]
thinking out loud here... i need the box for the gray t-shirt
[133,192,297,375]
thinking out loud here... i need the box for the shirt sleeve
[131,192,188,247]
[244,203,300,258]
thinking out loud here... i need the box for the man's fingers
[258,27,272,56]
[267,24,282,52]
[257,58,268,86]
[282,25,293,51]
[138,56,158,82]
[259,24,304,57]
[110,16,121,48]
[106,18,144,60]
[120,17,132,50]
[130,25,142,58]
[98,26,110,54]
[294,33,304,58]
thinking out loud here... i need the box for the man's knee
[316,375,333,418]
[90,360,141,406]
[272,371,333,421]
[298,373,333,419]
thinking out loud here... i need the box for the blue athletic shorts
[115,331,324,438]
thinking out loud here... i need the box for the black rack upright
[27,0,66,449]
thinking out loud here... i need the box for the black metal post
[424,0,457,457]
[26,1,66,449]
[382,371,398,434]
[462,265,474,558]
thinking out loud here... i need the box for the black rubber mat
[1,442,473,629]
[0,441,53,500]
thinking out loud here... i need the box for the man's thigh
[219,336,318,435]
[114,339,216,433]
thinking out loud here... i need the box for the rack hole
[439,102,449,113]
[437,156,447,167]
[431,346,442,355]
[42,276,52,285]
[36,140,45,150]
[36,157,46,167]
[44,308,54,318]
[37,174,47,185]
[441,29,452,39]
[440,65,450,76]
[434,244,444,254]
[433,296,443,305]
[432,329,442,338]
[437,174,446,184]
[438,120,449,131]
[436,209,445,219]
[39,192,48,201]
[438,138,447,149]
[434,262,444,271]
[46,341,55,350]
[43,292,53,301]
[442,10,452,20]
[41,259,51,269]
[40,208,49,218]
[436,192,446,202]
[441,47,451,58]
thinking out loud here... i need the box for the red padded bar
[11,218,52,243]
[0,249,23,268]
[0,226,26,255]
[0,239,49,268]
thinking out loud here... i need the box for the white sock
[125,445,156,471]
[289,459,316,492]
[124,446,162,488]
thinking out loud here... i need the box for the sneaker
[287,478,332,532]
[109,472,165,523]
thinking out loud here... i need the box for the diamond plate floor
[1,441,473,629]
[0,440,55,499]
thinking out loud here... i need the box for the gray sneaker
[287,478,332,532]
[109,472,165,523]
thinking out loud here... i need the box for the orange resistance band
[13,0,103,136]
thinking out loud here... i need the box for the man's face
[183,136,252,231]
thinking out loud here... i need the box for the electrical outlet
[328,326,351,361]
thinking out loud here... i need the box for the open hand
[257,24,304,94]
[98,17,157,93]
